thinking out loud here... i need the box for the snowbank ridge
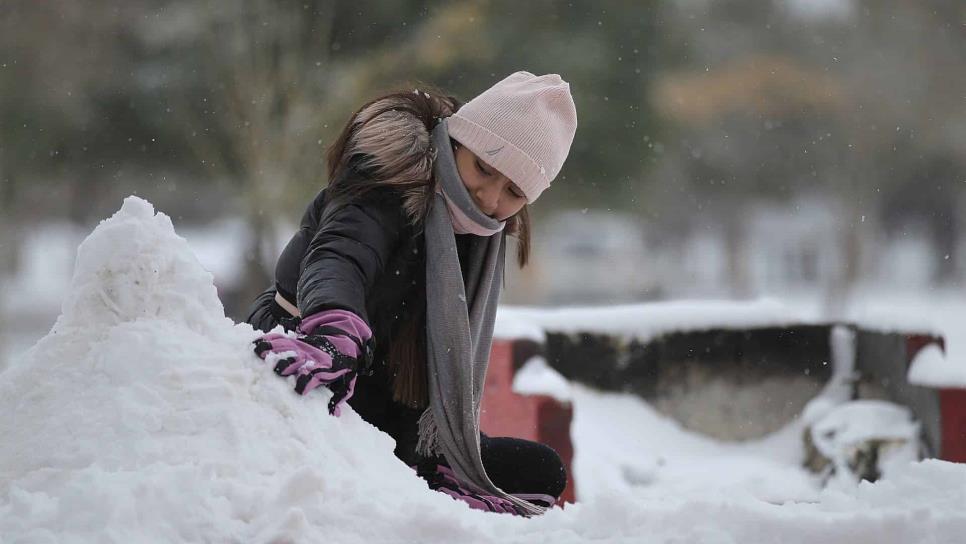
[0,197,484,543]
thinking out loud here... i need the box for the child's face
[453,142,527,221]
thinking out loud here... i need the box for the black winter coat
[247,165,475,466]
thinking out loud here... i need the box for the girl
[247,72,578,517]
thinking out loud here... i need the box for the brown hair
[326,85,532,408]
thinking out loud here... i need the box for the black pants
[245,288,568,500]
[478,435,567,498]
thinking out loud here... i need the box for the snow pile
[908,343,966,388]
[495,299,813,343]
[570,384,820,504]
[511,356,573,403]
[3,196,966,543]
[567,385,966,542]
[795,328,920,486]
[809,401,920,486]
[0,198,481,543]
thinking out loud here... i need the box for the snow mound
[810,400,921,487]
[512,356,572,403]
[58,196,227,333]
[908,343,966,388]
[0,197,482,543]
[2,197,966,543]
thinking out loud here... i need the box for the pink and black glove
[416,464,534,516]
[253,309,374,416]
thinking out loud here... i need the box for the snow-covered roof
[908,343,966,388]
[495,299,816,343]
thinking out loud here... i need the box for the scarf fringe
[416,407,442,457]
[416,407,546,517]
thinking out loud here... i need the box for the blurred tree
[1,1,211,222]
[649,52,848,295]
[7,0,962,310]
[1,0,669,304]
[149,0,340,312]
[139,0,491,313]
[646,0,966,299]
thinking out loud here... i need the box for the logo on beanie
[485,145,505,157]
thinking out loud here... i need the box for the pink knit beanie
[448,71,578,203]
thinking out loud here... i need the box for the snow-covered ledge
[495,299,814,343]
[908,343,966,388]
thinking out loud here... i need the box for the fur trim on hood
[332,93,460,225]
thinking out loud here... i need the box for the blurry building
[505,210,656,305]
[507,196,952,306]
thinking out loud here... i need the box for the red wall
[907,335,966,462]
[480,340,576,504]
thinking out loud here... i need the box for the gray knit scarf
[416,119,546,516]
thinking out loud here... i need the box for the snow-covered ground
[2,197,966,543]
[570,383,821,504]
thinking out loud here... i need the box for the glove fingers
[253,334,304,359]
[267,349,313,376]
[265,336,310,355]
[326,373,357,416]
[268,335,336,359]
[283,352,330,377]
[273,356,300,376]
[253,335,332,378]
[292,356,339,385]
[294,366,351,395]
[253,339,274,358]
[252,335,299,359]
[252,325,363,418]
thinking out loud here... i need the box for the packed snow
[494,299,816,344]
[907,343,966,388]
[3,196,966,543]
[808,401,920,486]
[511,356,573,403]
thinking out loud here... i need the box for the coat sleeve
[296,191,407,322]
[274,188,328,304]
